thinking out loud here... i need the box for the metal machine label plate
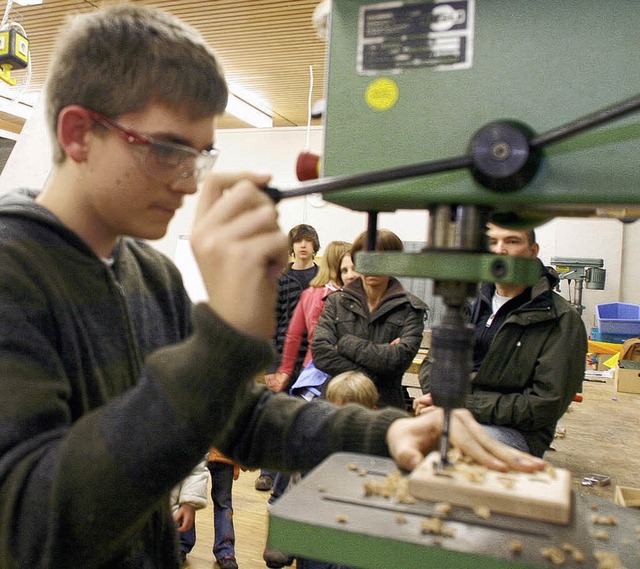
[357,0,475,74]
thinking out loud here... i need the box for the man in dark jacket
[416,224,587,457]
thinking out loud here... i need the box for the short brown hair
[325,371,379,409]
[351,229,403,257]
[46,4,228,164]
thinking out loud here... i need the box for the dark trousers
[207,460,236,560]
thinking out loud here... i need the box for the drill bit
[439,408,452,469]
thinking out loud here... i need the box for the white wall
[0,104,634,333]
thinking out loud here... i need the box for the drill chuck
[429,319,474,410]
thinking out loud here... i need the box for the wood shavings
[473,505,491,519]
[434,502,452,515]
[420,517,443,535]
[594,530,610,541]
[397,493,416,505]
[395,513,407,524]
[594,550,625,569]
[420,517,456,538]
[346,462,359,471]
[362,470,410,503]
[335,514,348,524]
[561,543,585,563]
[496,475,516,489]
[451,462,487,484]
[591,514,618,526]
[541,546,566,565]
[509,540,523,554]
[527,473,553,484]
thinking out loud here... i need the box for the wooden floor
[183,371,640,569]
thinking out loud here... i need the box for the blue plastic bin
[596,303,640,335]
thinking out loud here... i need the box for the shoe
[217,555,238,569]
[255,474,274,491]
[263,547,294,568]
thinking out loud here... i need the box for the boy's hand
[386,407,546,473]
[191,172,288,340]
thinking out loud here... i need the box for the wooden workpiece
[408,451,572,525]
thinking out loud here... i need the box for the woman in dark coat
[313,230,426,409]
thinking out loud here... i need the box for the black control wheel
[468,120,543,192]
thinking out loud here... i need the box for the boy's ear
[57,105,95,163]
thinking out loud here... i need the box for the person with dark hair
[256,224,320,493]
[313,230,427,410]
[415,223,586,457]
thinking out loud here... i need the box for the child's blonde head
[325,371,378,409]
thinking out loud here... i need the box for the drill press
[265,1,640,566]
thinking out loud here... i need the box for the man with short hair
[416,223,587,457]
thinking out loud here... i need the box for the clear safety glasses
[87,109,219,184]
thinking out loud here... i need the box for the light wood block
[407,451,572,525]
[615,484,640,508]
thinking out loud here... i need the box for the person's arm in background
[274,296,308,391]
[172,459,209,532]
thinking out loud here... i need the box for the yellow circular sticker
[365,78,399,111]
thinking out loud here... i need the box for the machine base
[268,452,639,568]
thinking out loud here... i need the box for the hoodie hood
[0,188,112,260]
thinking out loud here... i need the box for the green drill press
[266,1,640,567]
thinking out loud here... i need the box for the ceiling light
[13,0,44,6]
[226,93,272,128]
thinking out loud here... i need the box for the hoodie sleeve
[1,299,274,569]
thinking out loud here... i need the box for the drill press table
[268,452,639,568]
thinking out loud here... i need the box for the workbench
[268,452,639,568]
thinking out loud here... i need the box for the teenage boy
[0,5,545,569]
[257,223,320,492]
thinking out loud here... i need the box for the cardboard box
[615,485,640,508]
[614,360,640,394]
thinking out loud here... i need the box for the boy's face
[85,101,216,242]
[292,237,315,262]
